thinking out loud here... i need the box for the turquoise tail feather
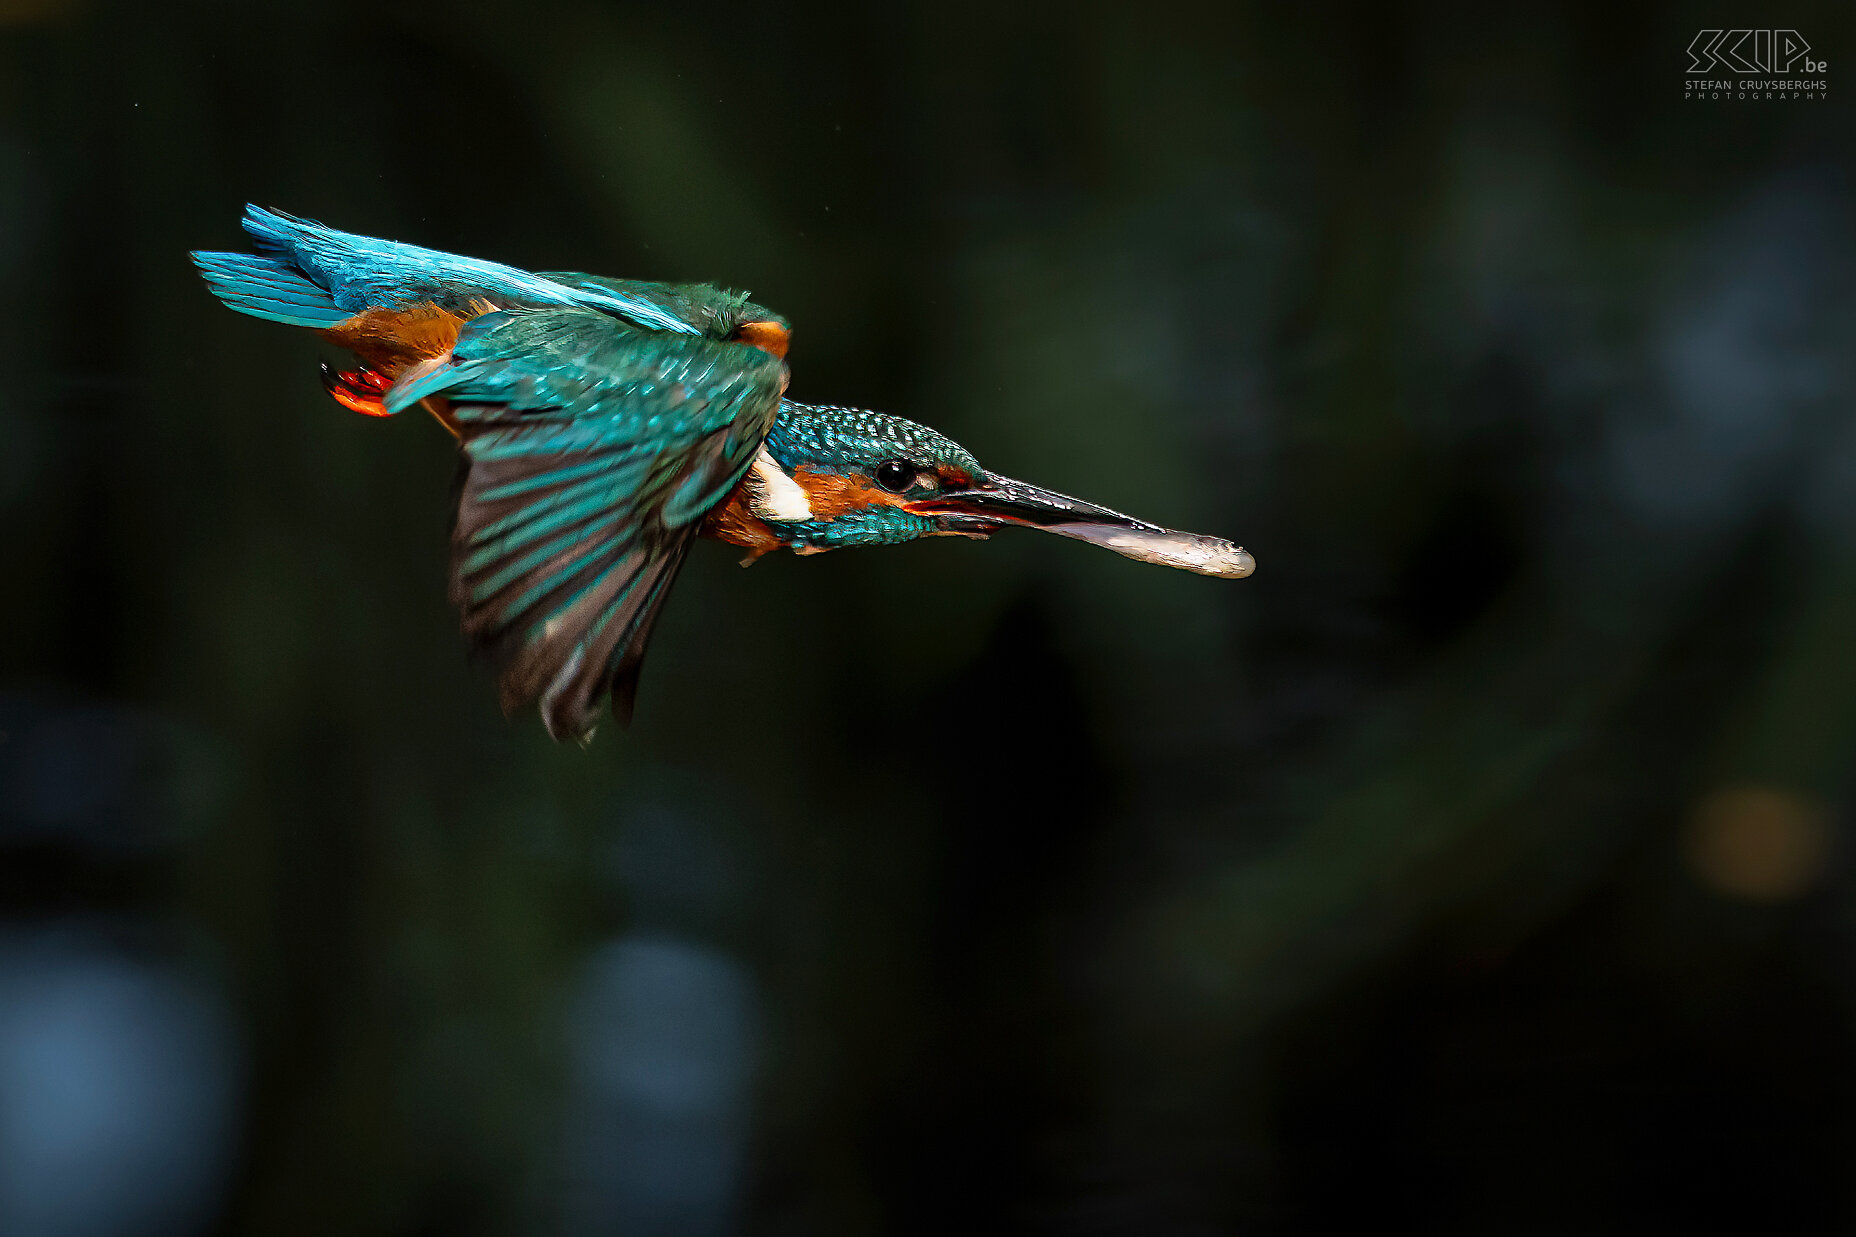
[189,251,348,328]
[239,204,333,259]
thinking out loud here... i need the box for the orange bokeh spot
[1685,785,1832,902]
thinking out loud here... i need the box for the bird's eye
[874,460,915,493]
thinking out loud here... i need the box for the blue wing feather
[430,307,786,737]
[234,206,701,333]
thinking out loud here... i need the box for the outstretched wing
[389,307,786,738]
[199,206,705,333]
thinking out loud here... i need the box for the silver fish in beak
[908,475,1255,578]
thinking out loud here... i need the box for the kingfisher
[192,207,1253,739]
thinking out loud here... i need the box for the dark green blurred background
[3,1,1855,1233]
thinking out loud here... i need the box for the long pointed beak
[907,476,1255,578]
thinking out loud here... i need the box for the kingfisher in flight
[192,207,1253,739]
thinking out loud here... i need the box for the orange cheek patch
[734,320,790,359]
[791,468,903,519]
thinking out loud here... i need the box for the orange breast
[701,483,785,561]
[323,299,496,375]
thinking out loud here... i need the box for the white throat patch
[743,447,814,522]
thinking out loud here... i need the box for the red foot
[319,362,394,417]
